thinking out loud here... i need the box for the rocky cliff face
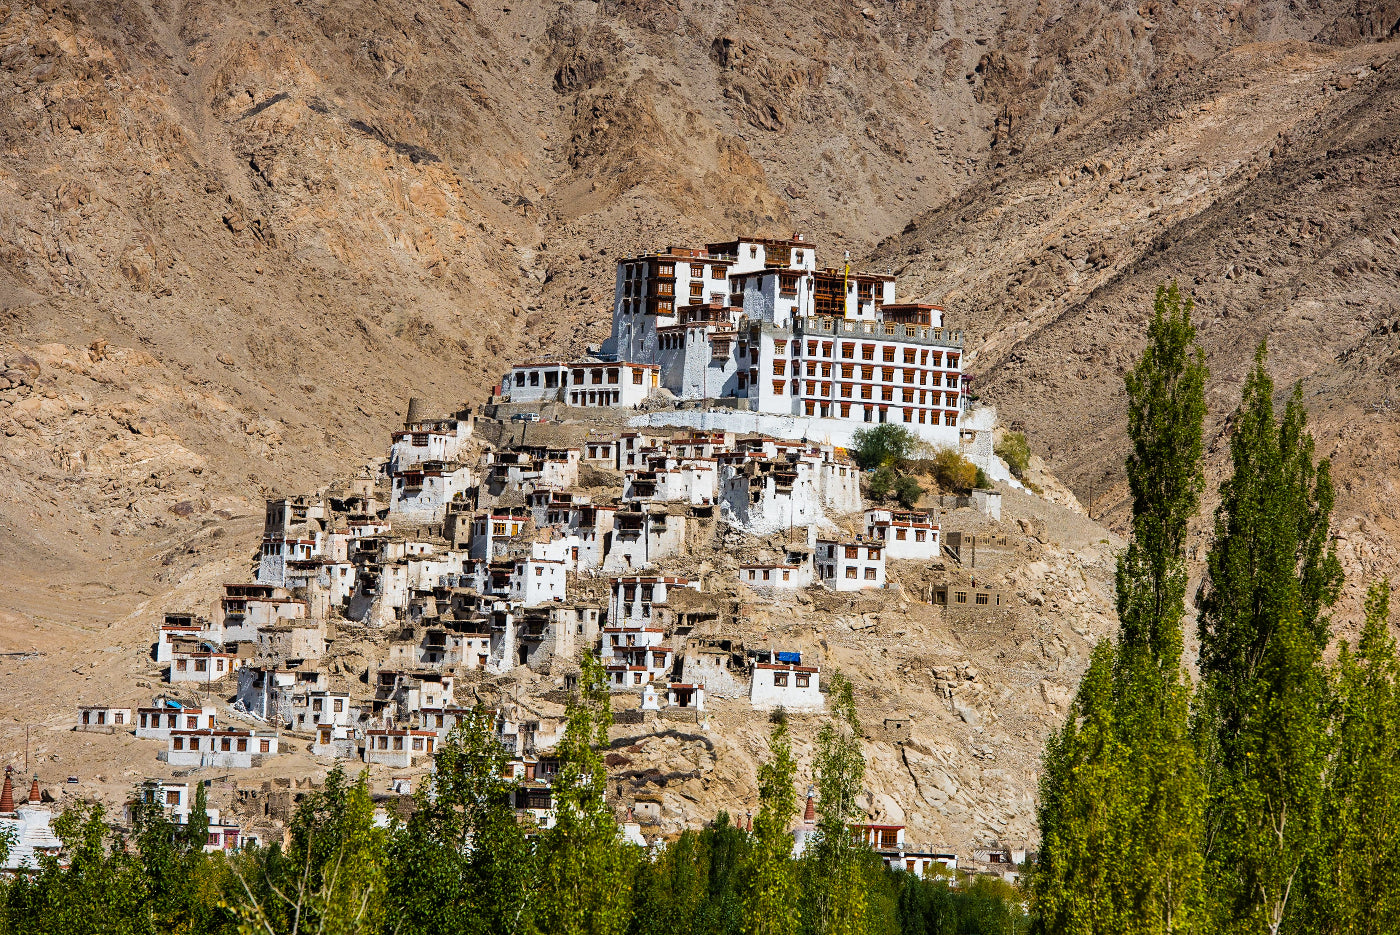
[2,0,1399,834]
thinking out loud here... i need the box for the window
[880,829,899,848]
[883,346,896,362]
[895,528,907,540]
[861,366,874,380]
[865,568,878,580]
[260,739,271,753]
[903,390,915,403]
[840,403,851,417]
[221,737,232,751]
[881,387,893,402]
[632,369,643,384]
[861,344,875,360]
[114,712,124,724]
[915,530,926,542]
[779,274,799,296]
[607,368,619,384]
[515,372,525,387]
[860,385,872,400]
[166,790,181,805]
[845,546,859,559]
[237,738,248,751]
[772,359,786,375]
[821,341,833,357]
[393,736,404,751]
[195,659,207,672]
[783,570,791,581]
[773,672,789,687]
[807,340,818,355]
[882,367,894,381]
[845,567,858,579]
[821,363,832,378]
[772,380,785,395]
[774,339,787,353]
[334,699,344,713]
[841,342,855,358]
[795,673,810,688]
[903,348,916,364]
[413,737,424,751]
[955,591,968,604]
[840,364,853,379]
[690,281,703,297]
[945,412,958,426]
[804,401,815,415]
[840,384,852,398]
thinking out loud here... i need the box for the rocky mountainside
[3,0,1400,820]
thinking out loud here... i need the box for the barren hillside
[3,0,1400,834]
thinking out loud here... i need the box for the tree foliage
[850,425,918,470]
[741,720,801,935]
[993,432,1031,479]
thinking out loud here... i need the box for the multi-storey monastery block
[501,234,966,445]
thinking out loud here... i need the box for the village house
[363,729,438,767]
[76,705,132,732]
[169,649,241,685]
[678,639,749,698]
[814,537,886,590]
[155,613,217,662]
[136,704,216,740]
[387,403,472,474]
[133,781,250,853]
[389,461,475,524]
[865,509,940,559]
[737,561,814,590]
[749,658,824,711]
[165,729,280,769]
[287,690,354,735]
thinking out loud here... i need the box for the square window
[774,672,789,687]
[260,739,270,753]
[796,674,810,688]
[237,738,248,751]
[865,568,878,580]
[846,567,858,579]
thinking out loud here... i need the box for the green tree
[535,651,633,935]
[1194,343,1343,935]
[804,673,867,935]
[1034,283,1207,934]
[994,431,1031,479]
[184,781,210,854]
[741,720,801,935]
[850,424,918,470]
[1303,581,1400,933]
[892,475,923,509]
[388,705,534,935]
[229,767,387,935]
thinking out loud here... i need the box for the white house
[814,538,885,591]
[136,705,216,740]
[737,562,813,590]
[165,730,280,768]
[509,558,567,604]
[865,509,939,560]
[363,729,438,768]
[389,462,475,524]
[76,705,132,732]
[749,662,824,711]
[169,650,241,685]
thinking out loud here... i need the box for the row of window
[820,564,882,580]
[371,734,435,752]
[745,568,795,582]
[771,672,811,687]
[174,657,228,673]
[785,381,960,407]
[797,402,958,425]
[777,360,959,385]
[172,736,270,753]
[776,338,960,367]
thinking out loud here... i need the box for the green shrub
[994,431,1031,478]
[974,467,992,489]
[928,447,978,493]
[893,475,924,509]
[850,424,918,469]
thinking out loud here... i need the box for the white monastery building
[498,235,966,445]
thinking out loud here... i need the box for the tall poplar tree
[804,673,868,935]
[1195,343,1343,935]
[1034,283,1207,934]
[535,651,634,935]
[1303,581,1400,934]
[741,719,800,935]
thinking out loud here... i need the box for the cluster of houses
[45,232,1033,869]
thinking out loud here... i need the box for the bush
[893,475,924,509]
[850,424,918,470]
[868,465,896,500]
[994,431,1031,478]
[929,447,978,493]
[974,467,992,489]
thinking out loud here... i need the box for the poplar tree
[1034,283,1207,934]
[388,705,533,935]
[741,719,800,935]
[1305,581,1400,934]
[1195,343,1343,935]
[184,781,210,854]
[535,651,633,935]
[805,673,867,935]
